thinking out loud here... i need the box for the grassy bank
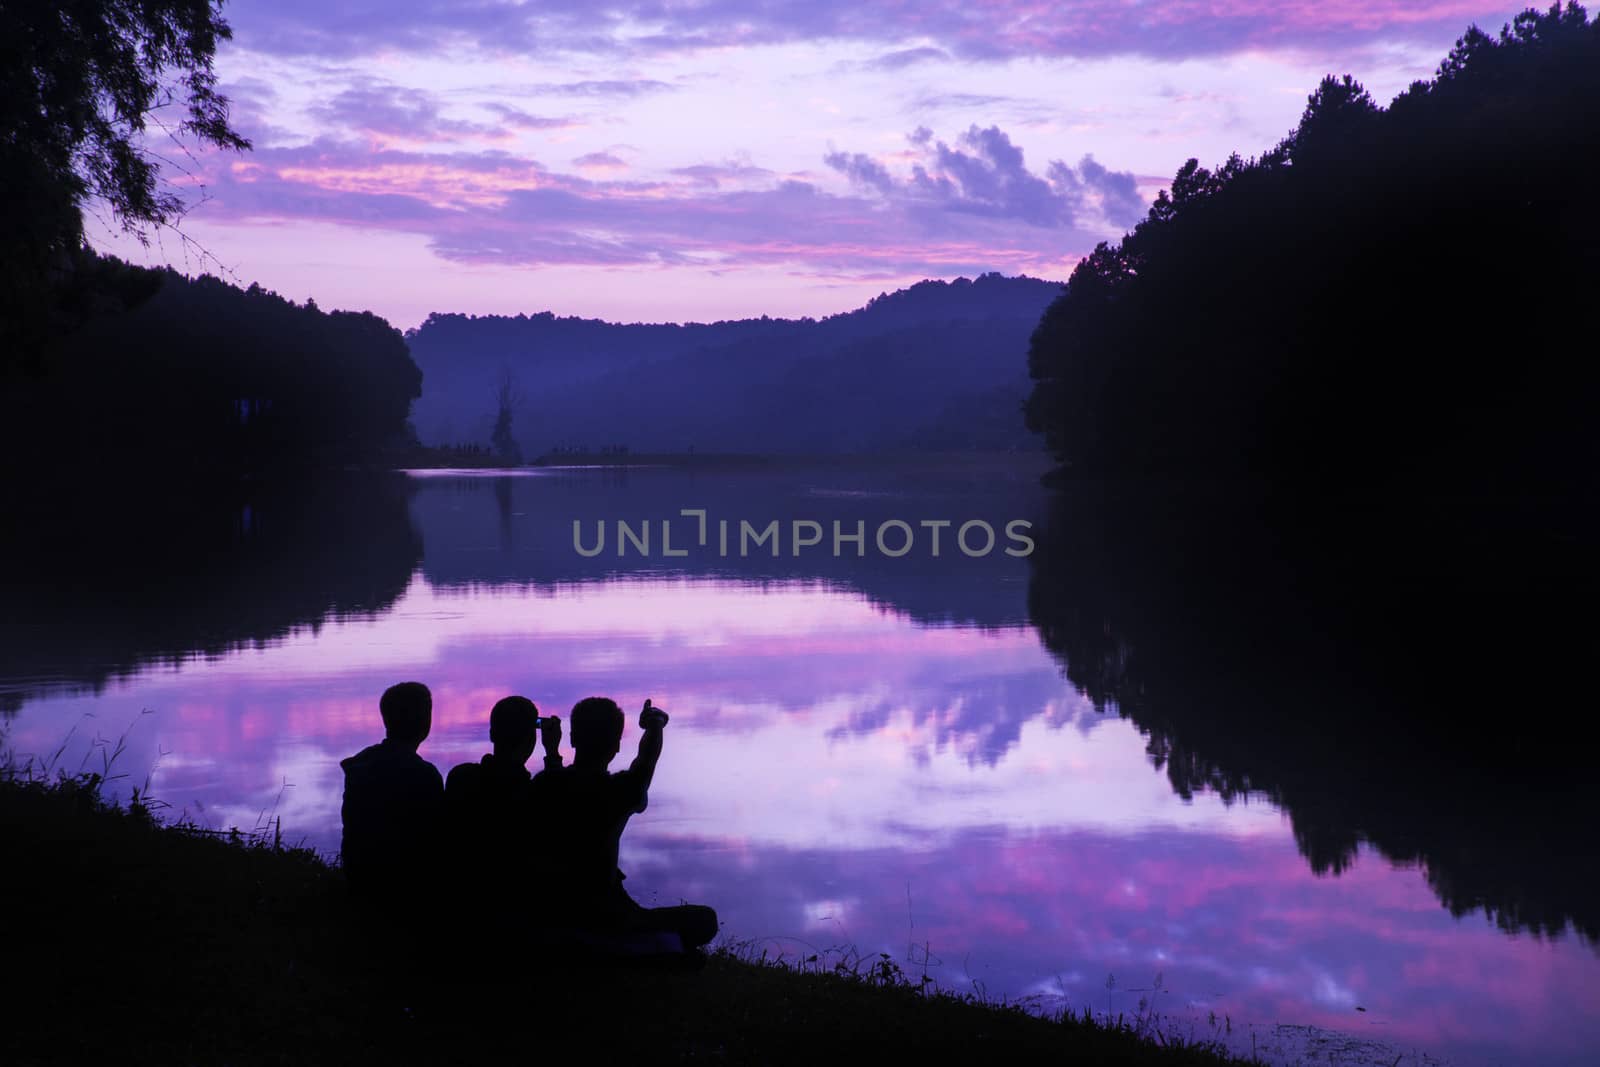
[0,770,1252,1066]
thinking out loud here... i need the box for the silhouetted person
[444,696,563,925]
[340,681,444,910]
[548,697,718,952]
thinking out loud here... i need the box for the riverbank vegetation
[0,765,1253,1066]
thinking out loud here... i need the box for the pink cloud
[185,124,1134,279]
[572,150,631,173]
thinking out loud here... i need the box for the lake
[2,461,1595,1065]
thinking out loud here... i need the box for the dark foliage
[1024,4,1600,942]
[1025,4,1600,492]
[0,254,423,477]
[1,0,248,372]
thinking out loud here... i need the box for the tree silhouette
[1023,3,1600,943]
[490,365,525,465]
[1025,3,1600,496]
[0,257,423,479]
[2,1,249,374]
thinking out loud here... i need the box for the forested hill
[0,254,421,481]
[1025,4,1600,492]
[405,273,1062,455]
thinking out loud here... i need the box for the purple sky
[90,0,1522,327]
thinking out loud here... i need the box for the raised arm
[626,699,669,809]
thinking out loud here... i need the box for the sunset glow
[84,0,1525,326]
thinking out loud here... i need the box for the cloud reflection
[6,471,1599,1066]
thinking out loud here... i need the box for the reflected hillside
[409,458,1047,630]
[0,475,421,712]
[1026,483,1600,943]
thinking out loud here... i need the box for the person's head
[570,696,624,766]
[489,695,540,766]
[379,681,432,749]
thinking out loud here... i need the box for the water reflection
[623,828,1599,1067]
[409,460,1045,630]
[0,474,420,710]
[1,466,1596,1065]
[1025,484,1600,945]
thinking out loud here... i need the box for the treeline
[406,273,1062,455]
[1023,5,1600,942]
[0,252,422,480]
[1025,3,1600,491]
[0,4,415,479]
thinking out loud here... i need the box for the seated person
[444,696,563,919]
[339,681,444,909]
[546,697,718,953]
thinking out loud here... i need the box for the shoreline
[0,767,1252,1066]
[398,449,1057,474]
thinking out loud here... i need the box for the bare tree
[490,365,525,464]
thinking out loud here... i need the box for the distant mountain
[405,273,1062,455]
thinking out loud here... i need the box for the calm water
[2,462,1595,1065]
